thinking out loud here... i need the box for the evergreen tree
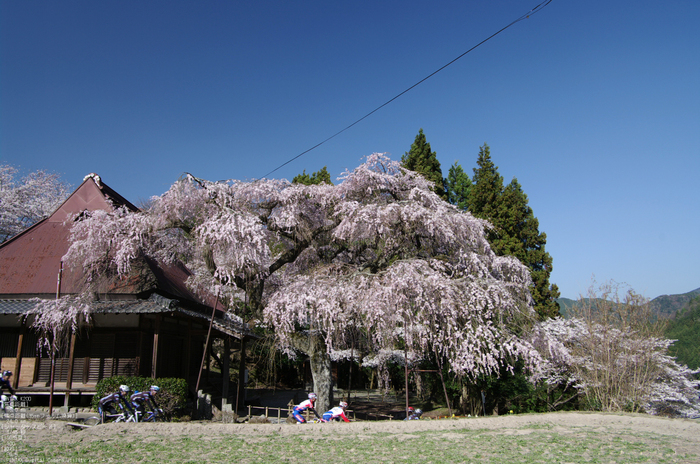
[466,144,503,221]
[468,144,560,319]
[292,166,333,185]
[401,129,446,199]
[498,178,560,319]
[445,161,471,211]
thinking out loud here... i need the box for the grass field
[4,412,699,463]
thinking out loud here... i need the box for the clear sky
[1,0,698,300]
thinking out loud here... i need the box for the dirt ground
[18,411,700,457]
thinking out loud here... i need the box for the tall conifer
[445,161,471,211]
[402,129,446,199]
[469,144,560,319]
[467,144,504,227]
[499,178,561,319]
[293,166,333,185]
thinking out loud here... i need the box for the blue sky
[1,0,698,300]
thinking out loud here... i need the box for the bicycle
[99,410,138,424]
[77,411,135,428]
[80,413,122,426]
[136,409,165,422]
[82,416,102,427]
[0,395,22,414]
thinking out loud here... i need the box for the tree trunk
[460,383,471,415]
[308,334,333,414]
[415,372,425,401]
[289,332,334,414]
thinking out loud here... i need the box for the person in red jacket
[322,401,350,422]
[292,393,321,423]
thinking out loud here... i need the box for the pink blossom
[64,153,539,388]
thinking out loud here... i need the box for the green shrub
[92,376,189,417]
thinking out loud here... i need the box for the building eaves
[0,294,256,340]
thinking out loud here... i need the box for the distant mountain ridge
[556,287,700,319]
[649,288,700,318]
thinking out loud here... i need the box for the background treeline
[662,293,700,370]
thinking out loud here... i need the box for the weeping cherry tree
[64,153,539,413]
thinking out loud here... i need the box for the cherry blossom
[26,295,92,355]
[0,164,70,242]
[63,153,538,412]
[529,316,700,417]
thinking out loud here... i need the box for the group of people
[291,393,423,423]
[292,393,350,423]
[1,370,163,422]
[4,370,425,424]
[405,406,423,420]
[97,384,163,422]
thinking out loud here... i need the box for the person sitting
[98,385,134,421]
[292,392,321,423]
[130,385,163,420]
[0,371,18,411]
[322,401,350,423]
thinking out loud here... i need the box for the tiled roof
[0,176,206,305]
[0,177,134,295]
[0,175,255,340]
[0,294,254,339]
[0,295,172,316]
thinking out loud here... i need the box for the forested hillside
[557,288,700,320]
[651,288,700,318]
[666,296,700,370]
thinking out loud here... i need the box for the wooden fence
[245,405,377,422]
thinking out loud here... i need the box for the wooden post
[222,336,230,403]
[151,315,161,379]
[49,260,63,417]
[195,293,219,401]
[64,332,77,408]
[236,338,246,414]
[12,321,25,389]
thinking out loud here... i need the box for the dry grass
[4,412,700,463]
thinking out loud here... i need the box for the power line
[261,0,554,179]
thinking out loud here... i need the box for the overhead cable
[261,0,554,179]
